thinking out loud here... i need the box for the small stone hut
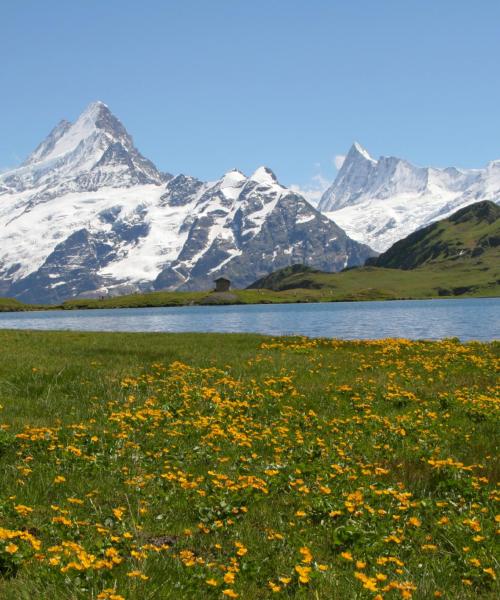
[214,277,231,292]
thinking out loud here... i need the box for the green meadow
[0,330,498,599]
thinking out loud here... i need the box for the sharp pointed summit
[82,99,109,113]
[4,101,162,195]
[319,141,378,212]
[348,142,376,164]
[25,101,117,167]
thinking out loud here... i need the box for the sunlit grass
[0,331,498,599]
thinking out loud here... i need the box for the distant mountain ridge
[0,102,373,303]
[319,143,500,252]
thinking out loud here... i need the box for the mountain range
[1,101,498,304]
[319,142,500,252]
[0,102,372,303]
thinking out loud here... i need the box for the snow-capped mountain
[319,143,500,252]
[0,102,373,303]
[153,167,372,292]
[2,102,165,199]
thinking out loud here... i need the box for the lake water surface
[0,298,498,341]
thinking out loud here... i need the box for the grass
[0,330,498,599]
[248,243,500,300]
[59,289,309,309]
[0,298,36,312]
[249,259,500,300]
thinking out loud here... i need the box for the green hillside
[248,201,500,299]
[0,297,34,312]
[248,262,499,300]
[368,200,500,269]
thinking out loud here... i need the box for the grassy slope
[370,201,500,270]
[60,288,355,309]
[0,290,324,312]
[0,330,498,599]
[0,298,33,312]
[254,256,500,300]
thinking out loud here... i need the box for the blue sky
[1,0,499,199]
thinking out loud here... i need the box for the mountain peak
[73,100,126,137]
[219,169,247,198]
[250,166,278,185]
[318,142,378,213]
[221,169,246,183]
[347,142,376,164]
[87,100,108,109]
[15,101,162,189]
[80,100,109,119]
[23,101,129,168]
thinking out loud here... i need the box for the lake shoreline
[1,289,499,314]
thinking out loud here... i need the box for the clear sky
[1,0,499,200]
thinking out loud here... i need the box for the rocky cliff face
[0,103,374,303]
[154,167,372,291]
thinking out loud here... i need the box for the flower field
[0,330,498,599]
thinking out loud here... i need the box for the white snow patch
[219,170,247,200]
[296,214,315,225]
